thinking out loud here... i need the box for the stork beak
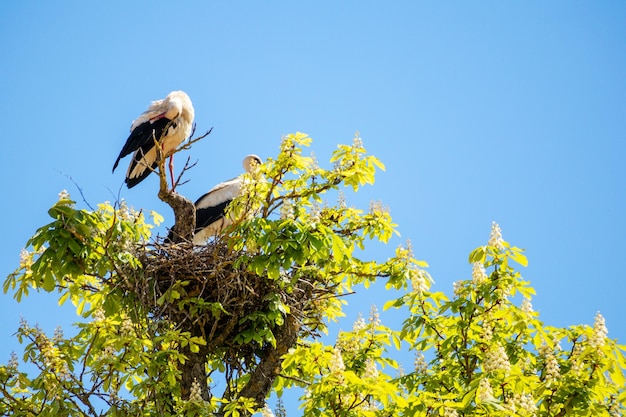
[150,112,167,123]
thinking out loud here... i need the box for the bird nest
[119,238,326,366]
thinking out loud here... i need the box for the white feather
[192,154,262,244]
[125,91,194,181]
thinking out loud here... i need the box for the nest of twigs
[120,238,324,369]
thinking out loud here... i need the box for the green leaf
[468,246,486,264]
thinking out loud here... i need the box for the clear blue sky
[1,0,625,403]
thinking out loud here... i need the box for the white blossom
[53,326,64,344]
[352,314,366,332]
[309,203,321,227]
[368,305,380,327]
[488,221,505,251]
[352,133,363,149]
[569,342,584,373]
[478,378,495,403]
[542,347,560,385]
[364,358,379,380]
[590,311,608,348]
[120,317,134,337]
[453,280,463,297]
[280,199,295,220]
[261,405,276,417]
[411,269,430,293]
[309,151,320,171]
[518,393,538,416]
[443,407,459,417]
[101,345,116,360]
[7,352,19,374]
[521,298,534,315]
[337,191,347,209]
[58,189,70,200]
[481,320,493,342]
[472,262,487,284]
[484,343,511,374]
[329,347,345,382]
[189,378,204,402]
[19,249,31,271]
[414,351,427,375]
[93,308,106,323]
[369,200,387,215]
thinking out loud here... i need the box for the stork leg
[169,155,176,191]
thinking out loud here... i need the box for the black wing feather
[112,118,172,173]
[195,200,231,232]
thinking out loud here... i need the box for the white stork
[113,90,195,189]
[192,154,262,244]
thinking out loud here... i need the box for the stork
[113,90,195,189]
[192,154,262,244]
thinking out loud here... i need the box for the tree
[2,133,625,417]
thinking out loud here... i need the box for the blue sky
[1,0,625,406]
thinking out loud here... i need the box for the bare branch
[56,170,96,211]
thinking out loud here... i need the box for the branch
[233,308,301,410]
[172,156,198,191]
[177,126,213,152]
[56,170,96,211]
[154,136,196,243]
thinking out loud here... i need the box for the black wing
[195,200,231,232]
[112,118,172,173]
[165,200,231,244]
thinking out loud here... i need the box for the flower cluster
[521,298,534,315]
[261,405,276,417]
[280,199,295,220]
[505,393,538,416]
[590,311,608,349]
[518,393,538,416]
[472,262,487,285]
[481,320,493,342]
[189,378,204,402]
[337,191,347,209]
[414,351,427,375]
[352,314,366,332]
[569,341,584,374]
[7,352,19,374]
[352,133,363,149]
[369,305,380,328]
[369,200,388,215]
[477,378,495,403]
[364,358,379,380]
[452,280,463,297]
[52,326,64,344]
[309,203,321,228]
[329,347,346,383]
[539,343,560,385]
[483,343,511,374]
[93,308,106,323]
[120,317,135,337]
[410,269,430,294]
[443,407,459,417]
[488,221,505,251]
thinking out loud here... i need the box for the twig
[178,127,213,152]
[172,156,198,190]
[56,170,95,211]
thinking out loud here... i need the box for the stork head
[242,154,262,173]
[164,90,195,123]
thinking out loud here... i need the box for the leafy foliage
[2,134,625,417]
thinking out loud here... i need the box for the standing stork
[113,90,195,189]
[191,154,262,244]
